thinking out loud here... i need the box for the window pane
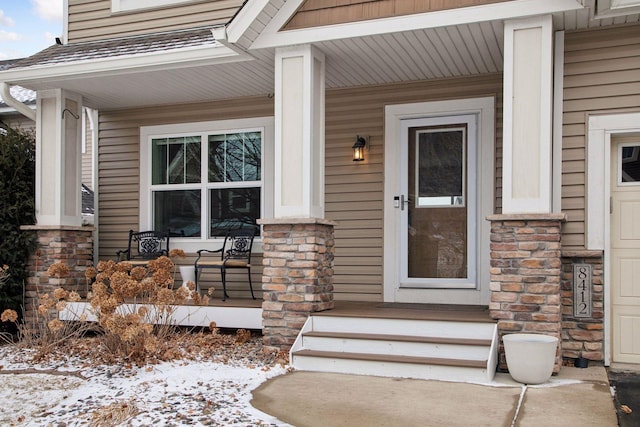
[621,145,640,183]
[209,188,260,237]
[154,190,201,237]
[208,132,261,183]
[416,129,465,207]
[152,136,201,185]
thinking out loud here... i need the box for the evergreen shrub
[0,126,38,324]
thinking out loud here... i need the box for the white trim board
[501,15,554,214]
[587,112,640,250]
[250,0,584,49]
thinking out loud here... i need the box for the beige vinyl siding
[561,24,640,249]
[98,96,273,299]
[98,76,502,302]
[284,0,510,30]
[67,0,244,43]
[324,75,503,301]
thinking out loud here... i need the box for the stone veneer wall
[487,214,566,372]
[258,218,336,352]
[560,252,604,362]
[21,226,94,326]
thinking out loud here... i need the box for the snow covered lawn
[0,336,290,426]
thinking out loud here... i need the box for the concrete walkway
[252,366,618,427]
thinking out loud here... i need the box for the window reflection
[621,145,640,183]
[152,136,201,185]
[154,190,201,237]
[209,188,261,237]
[416,129,465,208]
[209,132,261,183]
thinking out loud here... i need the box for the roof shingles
[5,27,220,70]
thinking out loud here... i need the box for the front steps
[290,313,499,383]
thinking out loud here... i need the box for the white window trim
[112,0,201,13]
[140,117,274,253]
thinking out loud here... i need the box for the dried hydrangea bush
[0,254,287,367]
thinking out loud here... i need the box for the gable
[283,0,512,30]
[67,0,245,43]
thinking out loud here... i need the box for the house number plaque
[573,264,592,318]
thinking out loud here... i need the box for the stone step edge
[303,331,492,346]
[292,349,488,369]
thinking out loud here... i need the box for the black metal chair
[194,227,256,301]
[116,230,170,265]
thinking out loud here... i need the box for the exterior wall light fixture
[353,135,368,161]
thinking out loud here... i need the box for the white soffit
[250,0,585,49]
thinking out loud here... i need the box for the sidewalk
[252,366,618,427]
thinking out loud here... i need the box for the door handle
[400,194,410,210]
[394,195,410,209]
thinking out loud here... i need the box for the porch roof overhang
[0,0,637,111]
[0,27,270,110]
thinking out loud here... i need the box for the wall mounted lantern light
[352,135,368,161]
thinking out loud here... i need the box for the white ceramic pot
[503,333,558,384]
[179,266,196,285]
[179,266,196,298]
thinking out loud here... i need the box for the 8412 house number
[573,264,592,318]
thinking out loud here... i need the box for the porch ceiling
[3,22,506,110]
[2,6,637,111]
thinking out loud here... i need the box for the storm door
[399,115,477,289]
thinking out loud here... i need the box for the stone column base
[21,225,94,327]
[487,214,565,373]
[258,218,336,352]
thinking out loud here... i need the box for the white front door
[383,98,494,305]
[610,136,640,364]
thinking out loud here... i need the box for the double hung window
[140,118,273,249]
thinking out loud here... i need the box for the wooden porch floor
[317,301,493,323]
[172,299,492,323]
[61,299,492,330]
[171,299,493,323]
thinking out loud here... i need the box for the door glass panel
[621,145,640,183]
[408,126,467,279]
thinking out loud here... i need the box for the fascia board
[225,0,272,44]
[251,0,584,49]
[0,44,249,86]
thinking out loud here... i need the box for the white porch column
[274,44,325,218]
[502,15,554,214]
[36,89,83,226]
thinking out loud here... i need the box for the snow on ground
[0,343,290,426]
